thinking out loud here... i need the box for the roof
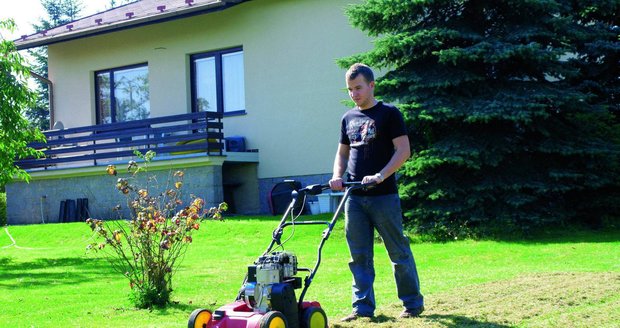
[14,0,247,50]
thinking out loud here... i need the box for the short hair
[346,63,374,83]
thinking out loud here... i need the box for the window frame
[95,62,150,124]
[190,46,246,117]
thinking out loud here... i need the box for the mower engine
[242,251,300,314]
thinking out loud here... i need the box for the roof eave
[15,0,243,50]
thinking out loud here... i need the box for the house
[7,0,372,224]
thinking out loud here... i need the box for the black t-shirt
[339,101,408,196]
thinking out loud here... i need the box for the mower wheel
[188,308,212,328]
[301,306,327,328]
[259,310,288,328]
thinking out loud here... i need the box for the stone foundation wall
[7,162,223,225]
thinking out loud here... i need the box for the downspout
[29,71,54,129]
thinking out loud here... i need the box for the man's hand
[362,173,383,185]
[329,177,344,191]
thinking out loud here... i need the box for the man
[329,63,424,321]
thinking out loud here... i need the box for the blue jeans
[344,193,424,316]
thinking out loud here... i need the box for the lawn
[1,215,619,328]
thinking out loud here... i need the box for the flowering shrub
[87,151,226,308]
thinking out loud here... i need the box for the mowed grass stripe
[333,272,620,328]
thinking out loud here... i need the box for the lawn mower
[188,181,369,328]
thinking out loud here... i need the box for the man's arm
[329,143,350,191]
[362,135,410,184]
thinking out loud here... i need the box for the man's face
[347,75,375,109]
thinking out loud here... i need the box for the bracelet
[375,172,384,182]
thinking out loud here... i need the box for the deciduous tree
[0,20,45,186]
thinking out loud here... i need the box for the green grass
[1,215,619,327]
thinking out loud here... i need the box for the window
[191,47,245,115]
[95,64,150,124]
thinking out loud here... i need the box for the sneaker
[340,312,373,322]
[399,306,424,318]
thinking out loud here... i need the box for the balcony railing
[16,111,224,170]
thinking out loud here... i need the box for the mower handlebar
[299,181,375,196]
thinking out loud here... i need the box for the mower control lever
[299,181,375,196]
[298,183,330,195]
[343,181,376,190]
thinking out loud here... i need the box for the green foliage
[0,19,45,186]
[341,1,620,238]
[87,151,227,308]
[0,193,6,226]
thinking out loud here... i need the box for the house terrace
[9,112,260,224]
[17,111,226,170]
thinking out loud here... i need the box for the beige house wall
[47,0,372,180]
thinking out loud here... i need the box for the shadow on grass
[409,225,620,245]
[371,314,512,327]
[421,314,512,328]
[333,313,512,328]
[152,301,199,314]
[493,227,620,244]
[0,256,117,289]
[369,314,394,323]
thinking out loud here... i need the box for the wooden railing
[16,111,224,170]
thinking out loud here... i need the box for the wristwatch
[375,172,384,182]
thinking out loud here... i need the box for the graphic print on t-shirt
[347,118,376,147]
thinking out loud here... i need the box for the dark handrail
[16,111,224,170]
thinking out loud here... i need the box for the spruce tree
[340,0,620,238]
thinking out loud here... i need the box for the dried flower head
[106,165,117,176]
